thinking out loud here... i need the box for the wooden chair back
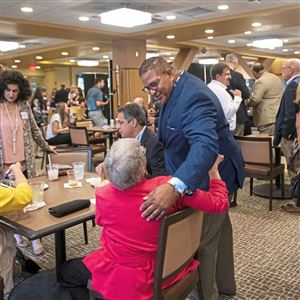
[48,148,92,172]
[153,208,203,300]
[69,126,89,146]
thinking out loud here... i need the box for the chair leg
[41,152,45,169]
[281,173,285,199]
[250,178,253,195]
[92,218,96,227]
[269,178,273,211]
[83,222,88,245]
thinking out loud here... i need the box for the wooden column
[173,47,198,71]
[112,39,146,113]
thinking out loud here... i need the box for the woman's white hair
[103,138,146,190]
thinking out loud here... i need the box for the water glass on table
[31,181,44,204]
[47,164,59,181]
[72,162,85,181]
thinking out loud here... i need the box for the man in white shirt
[208,63,242,131]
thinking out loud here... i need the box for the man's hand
[208,154,224,179]
[140,183,180,221]
[230,89,242,97]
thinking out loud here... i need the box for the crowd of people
[0,55,300,300]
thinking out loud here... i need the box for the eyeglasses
[142,70,169,94]
[142,77,162,94]
[117,118,132,126]
[282,66,292,71]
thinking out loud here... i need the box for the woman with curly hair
[0,70,56,255]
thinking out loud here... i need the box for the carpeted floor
[10,174,300,299]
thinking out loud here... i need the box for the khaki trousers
[0,227,16,294]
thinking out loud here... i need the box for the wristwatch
[167,178,186,197]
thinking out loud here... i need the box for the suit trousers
[233,123,245,136]
[190,193,235,300]
[58,258,92,300]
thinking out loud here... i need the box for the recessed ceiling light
[14,59,21,63]
[217,5,229,10]
[18,44,26,48]
[166,15,176,20]
[165,52,171,56]
[77,60,99,67]
[207,36,214,40]
[35,66,41,69]
[244,31,252,35]
[282,49,289,52]
[100,8,151,28]
[294,51,300,54]
[61,52,69,56]
[0,41,19,52]
[169,56,174,60]
[220,57,225,61]
[252,22,262,27]
[268,47,275,50]
[283,39,289,43]
[11,65,18,69]
[246,43,253,47]
[166,35,175,39]
[102,55,109,59]
[253,38,283,49]
[228,39,236,44]
[20,7,33,13]
[92,47,100,51]
[69,59,76,63]
[35,56,43,60]
[205,29,214,34]
[79,16,90,22]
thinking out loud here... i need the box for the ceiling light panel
[20,7,33,13]
[100,8,151,28]
[0,41,19,52]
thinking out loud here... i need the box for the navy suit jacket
[274,76,300,146]
[227,69,250,124]
[158,72,244,194]
[140,127,167,178]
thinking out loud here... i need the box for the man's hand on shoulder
[140,183,179,221]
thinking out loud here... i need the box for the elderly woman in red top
[58,138,229,300]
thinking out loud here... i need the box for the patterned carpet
[10,176,300,300]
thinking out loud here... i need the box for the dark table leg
[274,147,281,187]
[109,133,113,148]
[55,230,66,279]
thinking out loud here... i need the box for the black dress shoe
[230,201,237,208]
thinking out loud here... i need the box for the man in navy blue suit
[139,57,244,299]
[274,59,300,179]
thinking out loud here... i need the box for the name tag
[20,112,29,120]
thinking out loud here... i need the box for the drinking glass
[31,181,44,204]
[47,164,59,181]
[67,170,78,187]
[72,162,85,180]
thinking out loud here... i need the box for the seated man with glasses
[58,138,229,300]
[117,102,166,178]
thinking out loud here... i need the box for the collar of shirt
[286,74,300,86]
[135,125,147,143]
[210,79,227,90]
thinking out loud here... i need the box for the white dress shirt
[208,80,242,131]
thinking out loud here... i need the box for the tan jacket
[249,71,283,127]
[0,100,52,179]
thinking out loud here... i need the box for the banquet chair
[69,127,107,158]
[48,148,94,244]
[235,135,285,211]
[88,208,203,300]
[40,123,69,169]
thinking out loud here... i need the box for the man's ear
[131,118,138,127]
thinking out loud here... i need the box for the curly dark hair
[0,70,32,102]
